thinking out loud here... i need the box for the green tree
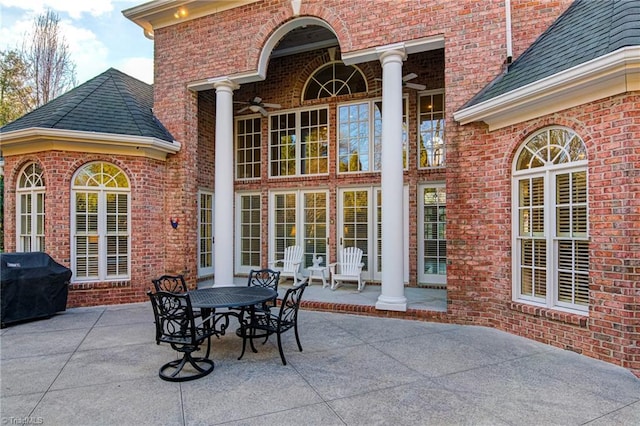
[0,49,32,126]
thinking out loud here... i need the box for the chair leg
[276,333,287,365]
[294,323,303,352]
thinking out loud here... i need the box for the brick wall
[149,0,637,376]
[3,152,169,305]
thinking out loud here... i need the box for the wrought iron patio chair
[329,246,365,292]
[152,274,188,293]
[147,290,216,382]
[152,274,202,317]
[239,281,308,365]
[268,245,304,286]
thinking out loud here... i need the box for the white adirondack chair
[329,247,365,292]
[268,245,304,286]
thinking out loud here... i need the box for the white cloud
[0,0,113,18]
[61,23,111,83]
[118,56,154,84]
[0,0,153,84]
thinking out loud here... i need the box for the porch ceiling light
[174,7,188,19]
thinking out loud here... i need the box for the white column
[376,48,407,311]
[213,79,239,287]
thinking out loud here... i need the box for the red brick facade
[2,0,638,377]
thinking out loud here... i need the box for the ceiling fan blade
[237,106,250,113]
[262,102,281,109]
[257,106,269,116]
[405,82,426,91]
[403,73,418,82]
[252,96,262,104]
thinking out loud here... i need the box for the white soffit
[454,46,640,131]
[0,128,181,161]
[123,0,259,38]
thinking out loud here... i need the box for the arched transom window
[512,127,588,313]
[303,61,367,100]
[72,162,130,281]
[16,162,45,252]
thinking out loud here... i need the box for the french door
[198,191,214,277]
[270,190,329,272]
[337,186,408,283]
[417,184,447,285]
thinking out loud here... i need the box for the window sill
[69,280,130,291]
[509,301,588,327]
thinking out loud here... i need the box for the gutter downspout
[506,0,513,64]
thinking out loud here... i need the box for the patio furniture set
[148,270,307,382]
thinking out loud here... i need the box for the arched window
[16,162,45,252]
[512,127,588,312]
[303,61,367,100]
[72,162,130,281]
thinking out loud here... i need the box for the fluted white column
[213,79,239,287]
[376,48,407,311]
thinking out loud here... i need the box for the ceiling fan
[374,73,426,91]
[235,96,281,116]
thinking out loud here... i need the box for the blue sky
[0,0,154,84]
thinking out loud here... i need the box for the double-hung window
[72,162,130,282]
[16,162,45,252]
[269,108,329,177]
[513,127,588,313]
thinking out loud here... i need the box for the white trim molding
[123,0,259,39]
[342,35,444,65]
[0,128,181,161]
[454,46,640,131]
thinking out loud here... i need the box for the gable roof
[1,68,174,142]
[463,0,640,108]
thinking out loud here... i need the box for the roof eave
[0,128,181,161]
[122,0,259,39]
[453,46,640,131]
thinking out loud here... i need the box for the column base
[375,295,407,312]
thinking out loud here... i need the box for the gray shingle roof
[464,0,640,108]
[1,68,174,142]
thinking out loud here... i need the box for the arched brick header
[251,16,345,83]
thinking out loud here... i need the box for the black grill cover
[1,252,72,327]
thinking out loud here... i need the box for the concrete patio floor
[1,297,639,426]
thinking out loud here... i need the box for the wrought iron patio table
[188,286,277,358]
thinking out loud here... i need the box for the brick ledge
[509,302,588,327]
[69,281,131,291]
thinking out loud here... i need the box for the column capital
[212,78,240,92]
[376,43,407,64]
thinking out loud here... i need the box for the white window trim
[417,182,447,285]
[337,185,409,283]
[337,97,408,174]
[268,106,330,178]
[16,163,45,252]
[417,89,446,169]
[268,188,330,274]
[234,191,262,274]
[235,114,262,181]
[71,163,130,283]
[511,127,589,315]
[198,189,215,277]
